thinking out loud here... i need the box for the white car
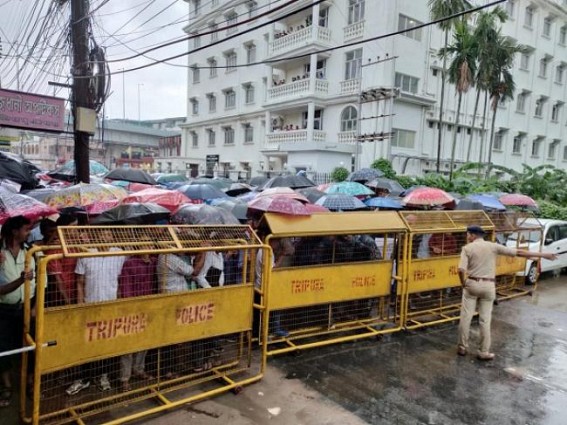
[506,218,567,284]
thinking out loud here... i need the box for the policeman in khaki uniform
[457,225,557,360]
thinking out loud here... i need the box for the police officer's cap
[466,225,486,235]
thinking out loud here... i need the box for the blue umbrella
[315,193,368,211]
[364,197,403,209]
[467,194,506,211]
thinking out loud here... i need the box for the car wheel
[525,263,538,285]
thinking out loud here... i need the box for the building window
[560,25,567,45]
[193,34,201,49]
[348,0,365,25]
[539,57,549,77]
[520,52,530,70]
[543,17,552,37]
[391,129,416,149]
[243,83,255,104]
[506,0,515,18]
[207,93,216,113]
[190,98,199,115]
[524,6,534,28]
[302,109,323,130]
[535,97,545,117]
[319,8,329,27]
[395,73,419,94]
[226,12,238,35]
[192,66,200,84]
[207,129,215,147]
[344,49,362,80]
[210,23,218,42]
[246,1,257,18]
[223,126,235,145]
[493,131,505,151]
[208,58,217,78]
[340,106,358,132]
[224,89,236,109]
[192,0,201,17]
[551,102,563,121]
[225,51,237,72]
[516,92,528,113]
[556,65,564,84]
[243,123,254,143]
[512,135,523,154]
[549,140,559,159]
[191,131,198,148]
[531,138,542,157]
[398,14,422,41]
[212,0,218,6]
[245,43,256,64]
[563,146,567,161]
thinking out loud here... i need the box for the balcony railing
[267,78,328,102]
[340,79,361,95]
[270,25,332,56]
[266,129,327,145]
[338,131,357,144]
[344,20,365,42]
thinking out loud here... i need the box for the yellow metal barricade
[258,212,407,357]
[399,210,493,330]
[488,211,543,300]
[21,225,267,425]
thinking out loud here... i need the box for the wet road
[272,276,567,425]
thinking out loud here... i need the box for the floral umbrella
[256,187,309,203]
[323,182,374,197]
[315,193,368,211]
[121,188,192,212]
[499,193,538,208]
[43,183,127,209]
[0,186,58,224]
[248,196,312,216]
[171,204,239,225]
[84,200,121,215]
[401,187,455,208]
[304,203,330,213]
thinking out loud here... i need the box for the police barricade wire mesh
[21,225,266,425]
[256,212,408,357]
[399,210,494,330]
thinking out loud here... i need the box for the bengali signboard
[0,88,65,132]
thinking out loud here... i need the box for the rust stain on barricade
[176,302,215,325]
[85,313,147,342]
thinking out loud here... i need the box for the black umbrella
[455,199,484,210]
[177,184,229,201]
[104,168,157,185]
[249,176,269,187]
[346,168,384,183]
[47,159,109,182]
[210,199,249,221]
[224,183,253,197]
[171,204,239,225]
[259,175,315,190]
[0,152,39,189]
[365,178,405,195]
[296,187,326,203]
[91,202,170,224]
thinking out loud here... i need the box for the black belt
[468,276,495,282]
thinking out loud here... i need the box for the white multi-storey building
[178,0,567,178]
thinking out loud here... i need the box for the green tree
[428,0,472,173]
[439,20,477,181]
[331,166,349,182]
[370,158,396,179]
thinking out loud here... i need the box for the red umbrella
[499,193,537,208]
[304,203,329,213]
[248,196,312,216]
[256,187,309,203]
[84,199,120,215]
[122,188,193,212]
[401,187,455,208]
[0,187,58,224]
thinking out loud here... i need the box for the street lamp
[137,83,144,121]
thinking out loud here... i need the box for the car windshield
[507,228,541,243]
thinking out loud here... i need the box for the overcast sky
[0,0,190,120]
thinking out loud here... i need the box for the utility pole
[71,0,91,183]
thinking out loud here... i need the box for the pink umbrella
[0,187,58,224]
[499,193,537,208]
[248,196,312,216]
[84,199,120,215]
[401,187,455,208]
[304,203,330,213]
[122,188,193,212]
[256,187,309,203]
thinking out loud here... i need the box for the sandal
[0,387,12,408]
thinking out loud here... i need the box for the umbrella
[105,168,157,185]
[304,203,330,213]
[0,152,39,189]
[190,178,231,190]
[248,196,312,216]
[121,188,192,212]
[296,187,326,203]
[47,160,109,181]
[499,193,538,208]
[249,176,269,187]
[364,196,403,209]
[236,190,259,203]
[315,193,368,211]
[365,178,405,195]
[91,202,171,225]
[256,187,309,203]
[455,199,484,211]
[22,188,58,203]
[224,183,253,197]
[155,173,188,184]
[171,204,239,225]
[467,194,507,211]
[43,183,127,209]
[399,185,428,197]
[0,186,58,224]
[346,167,384,183]
[84,199,121,215]
[401,187,455,208]
[258,175,315,190]
[178,184,228,201]
[323,182,374,197]
[209,199,249,221]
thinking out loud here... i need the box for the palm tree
[466,7,508,162]
[439,21,477,181]
[485,32,525,178]
[429,0,472,174]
